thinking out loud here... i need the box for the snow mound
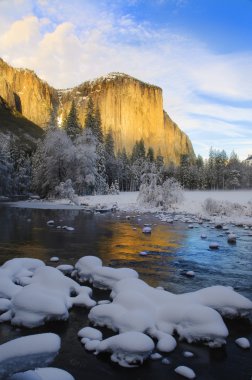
[179,285,252,317]
[9,367,75,380]
[90,277,252,349]
[75,256,138,289]
[0,258,45,299]
[0,259,95,327]
[94,331,155,367]
[78,326,103,341]
[175,365,196,379]
[0,333,60,379]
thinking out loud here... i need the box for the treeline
[0,99,252,197]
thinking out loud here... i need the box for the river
[0,206,251,380]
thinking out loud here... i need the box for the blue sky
[0,0,252,159]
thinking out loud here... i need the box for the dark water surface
[0,206,251,380]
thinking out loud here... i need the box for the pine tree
[64,101,81,140]
[147,147,155,162]
[104,129,117,186]
[84,98,95,130]
[93,107,103,143]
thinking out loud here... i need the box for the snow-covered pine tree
[74,128,98,195]
[0,136,14,196]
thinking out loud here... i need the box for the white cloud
[0,0,251,158]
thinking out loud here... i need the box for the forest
[1,99,252,198]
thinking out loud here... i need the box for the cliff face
[0,59,194,163]
[0,58,57,128]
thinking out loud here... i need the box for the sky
[0,0,252,159]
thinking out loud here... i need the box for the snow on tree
[162,177,184,209]
[73,128,98,195]
[0,135,14,196]
[138,168,183,210]
[108,180,120,195]
[54,179,79,205]
[32,128,74,197]
[137,163,163,207]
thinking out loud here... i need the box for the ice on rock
[2,263,95,328]
[78,326,103,341]
[9,367,75,380]
[235,337,250,349]
[175,365,196,379]
[0,333,60,379]
[75,256,138,289]
[94,331,155,367]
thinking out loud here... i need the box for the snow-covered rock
[175,365,196,379]
[0,333,60,379]
[183,351,194,358]
[9,368,75,380]
[0,260,95,327]
[78,326,103,341]
[235,337,250,349]
[209,242,219,249]
[142,226,152,234]
[49,257,59,262]
[56,264,74,275]
[94,331,155,367]
[227,233,237,243]
[46,220,55,225]
[75,256,138,289]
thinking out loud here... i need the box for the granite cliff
[0,58,194,163]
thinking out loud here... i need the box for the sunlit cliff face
[0,59,194,164]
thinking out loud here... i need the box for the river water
[0,206,251,380]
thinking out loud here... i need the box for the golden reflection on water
[0,243,49,263]
[96,221,184,287]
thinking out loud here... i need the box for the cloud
[0,0,251,158]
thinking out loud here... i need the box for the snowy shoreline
[6,190,252,225]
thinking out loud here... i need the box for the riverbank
[7,190,252,225]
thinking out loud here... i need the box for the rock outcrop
[0,59,194,163]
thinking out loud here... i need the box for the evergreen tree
[84,98,95,130]
[104,129,117,186]
[117,148,131,191]
[64,101,81,140]
[93,107,103,143]
[147,147,155,162]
